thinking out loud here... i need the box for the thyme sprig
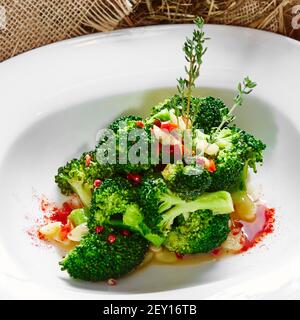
[215,76,257,133]
[177,17,209,123]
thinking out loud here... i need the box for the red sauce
[231,205,275,253]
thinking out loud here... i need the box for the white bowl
[0,25,299,299]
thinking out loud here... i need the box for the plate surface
[0,24,299,300]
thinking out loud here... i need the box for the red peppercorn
[95,226,105,234]
[107,234,117,244]
[127,173,142,185]
[107,278,117,286]
[153,119,161,127]
[135,120,145,128]
[93,179,102,188]
[211,247,221,256]
[175,252,184,259]
[120,229,131,237]
[85,154,92,167]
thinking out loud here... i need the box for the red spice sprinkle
[211,247,222,256]
[37,230,46,240]
[93,179,102,188]
[60,222,72,241]
[127,173,142,185]
[107,234,117,244]
[95,225,105,234]
[175,252,184,259]
[120,229,131,237]
[50,201,73,225]
[85,154,92,167]
[107,278,117,286]
[135,121,145,128]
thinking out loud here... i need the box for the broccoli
[108,115,143,133]
[208,126,266,191]
[150,95,183,120]
[88,177,164,246]
[55,151,115,207]
[68,208,89,226]
[162,163,212,200]
[164,210,230,254]
[190,96,229,133]
[55,158,93,208]
[60,226,149,281]
[97,115,152,174]
[209,151,244,192]
[88,177,135,227]
[138,176,233,236]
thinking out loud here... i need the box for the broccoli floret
[89,177,164,246]
[209,127,266,191]
[138,176,233,236]
[60,227,149,281]
[164,210,230,254]
[80,151,116,182]
[108,115,143,133]
[55,151,115,207]
[55,159,93,207]
[162,163,212,200]
[150,95,183,119]
[209,151,244,192]
[97,115,152,174]
[89,177,135,227]
[213,127,266,171]
[190,96,229,133]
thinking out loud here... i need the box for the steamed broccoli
[55,151,115,207]
[164,210,230,254]
[88,177,135,228]
[97,115,152,174]
[108,115,143,133]
[190,96,229,133]
[208,127,266,191]
[213,126,266,171]
[88,177,164,246]
[60,227,149,281]
[150,95,183,120]
[162,163,212,200]
[209,151,244,192]
[138,176,233,236]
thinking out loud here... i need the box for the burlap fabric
[0,0,299,61]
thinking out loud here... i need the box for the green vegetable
[108,115,143,133]
[88,177,135,228]
[138,176,233,236]
[162,163,212,200]
[69,208,89,226]
[60,227,149,281]
[89,178,164,246]
[55,151,115,207]
[164,210,230,254]
[97,115,152,174]
[190,96,229,133]
[150,95,183,119]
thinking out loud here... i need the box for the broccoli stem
[69,181,92,208]
[159,191,233,231]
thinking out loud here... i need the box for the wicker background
[0,0,299,62]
